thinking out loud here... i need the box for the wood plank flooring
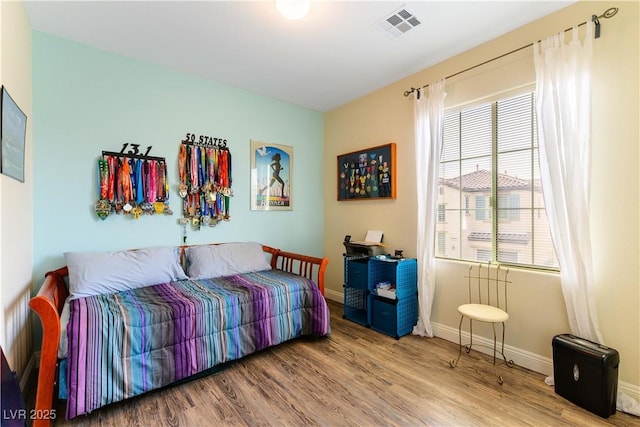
[26,300,638,426]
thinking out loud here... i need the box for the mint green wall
[32,32,324,282]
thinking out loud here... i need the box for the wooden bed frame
[28,244,328,427]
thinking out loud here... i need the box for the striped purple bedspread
[65,270,330,419]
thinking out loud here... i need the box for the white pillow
[65,246,188,299]
[185,242,272,279]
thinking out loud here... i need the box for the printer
[343,234,387,257]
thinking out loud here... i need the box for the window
[436,91,558,269]
[476,248,491,262]
[475,196,490,220]
[437,204,446,222]
[498,194,520,221]
[437,232,446,255]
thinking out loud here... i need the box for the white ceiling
[23,1,576,112]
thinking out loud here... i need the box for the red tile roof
[441,169,530,191]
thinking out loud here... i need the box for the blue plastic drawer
[346,258,370,290]
[370,294,417,339]
[370,297,397,337]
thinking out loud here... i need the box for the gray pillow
[65,246,188,299]
[185,242,272,280]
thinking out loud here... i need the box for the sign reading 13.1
[120,143,153,156]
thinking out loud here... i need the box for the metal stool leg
[450,315,465,368]
[499,322,515,368]
[491,323,503,384]
[468,318,473,353]
[450,316,476,368]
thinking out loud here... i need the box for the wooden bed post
[29,268,68,427]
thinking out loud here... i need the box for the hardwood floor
[26,300,638,426]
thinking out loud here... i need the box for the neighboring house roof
[468,231,531,244]
[441,169,531,191]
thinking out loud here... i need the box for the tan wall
[324,0,639,394]
[0,0,34,378]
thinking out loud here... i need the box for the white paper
[364,230,383,243]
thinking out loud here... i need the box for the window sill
[434,256,560,275]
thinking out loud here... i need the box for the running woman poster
[250,140,293,211]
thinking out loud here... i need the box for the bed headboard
[177,243,326,295]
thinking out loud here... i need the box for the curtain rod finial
[592,14,601,38]
[404,87,416,97]
[602,7,618,19]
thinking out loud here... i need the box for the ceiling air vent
[377,6,421,38]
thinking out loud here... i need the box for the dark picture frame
[1,86,27,183]
[337,142,396,201]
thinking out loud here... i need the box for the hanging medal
[206,147,215,204]
[114,157,124,213]
[145,160,156,214]
[190,144,199,193]
[121,158,133,213]
[98,158,109,200]
[108,155,117,211]
[95,157,111,220]
[154,161,165,214]
[135,159,144,205]
[130,159,143,219]
[199,146,206,191]
[178,144,188,198]
[224,148,233,219]
[162,161,173,215]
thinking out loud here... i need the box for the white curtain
[412,80,446,338]
[535,22,640,416]
[533,21,603,344]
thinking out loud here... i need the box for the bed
[29,242,330,426]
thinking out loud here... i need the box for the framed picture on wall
[1,86,27,183]
[250,140,293,211]
[337,142,396,201]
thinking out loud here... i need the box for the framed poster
[337,142,396,201]
[1,86,27,183]
[250,140,293,210]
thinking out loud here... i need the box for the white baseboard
[325,289,343,303]
[618,382,640,408]
[20,351,39,391]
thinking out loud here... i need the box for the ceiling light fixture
[276,0,310,20]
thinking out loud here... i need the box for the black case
[552,334,619,418]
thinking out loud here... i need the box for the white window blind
[436,91,559,269]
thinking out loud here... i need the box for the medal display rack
[95,150,173,220]
[177,139,233,231]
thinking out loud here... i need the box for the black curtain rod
[403,7,619,98]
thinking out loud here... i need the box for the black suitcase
[552,334,619,418]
